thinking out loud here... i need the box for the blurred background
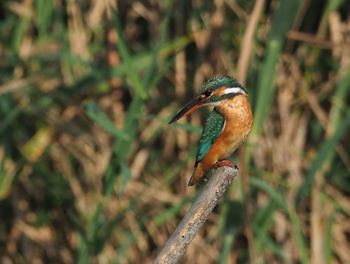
[0,0,350,263]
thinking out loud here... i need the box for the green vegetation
[0,0,349,263]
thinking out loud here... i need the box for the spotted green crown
[200,76,247,94]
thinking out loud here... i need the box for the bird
[169,76,253,186]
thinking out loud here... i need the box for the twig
[287,30,335,49]
[153,166,238,264]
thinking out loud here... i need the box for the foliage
[0,0,349,263]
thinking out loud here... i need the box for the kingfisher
[169,76,253,186]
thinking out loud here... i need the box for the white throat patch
[224,87,246,95]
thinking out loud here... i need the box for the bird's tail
[188,163,205,186]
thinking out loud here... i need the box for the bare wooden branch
[153,166,238,264]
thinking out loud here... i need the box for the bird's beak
[169,97,202,124]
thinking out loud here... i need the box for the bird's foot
[215,159,239,170]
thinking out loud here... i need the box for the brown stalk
[287,30,335,49]
[153,166,238,264]
[236,1,265,263]
[237,0,265,86]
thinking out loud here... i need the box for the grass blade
[251,177,308,263]
[112,12,146,98]
[251,0,304,138]
[297,109,350,201]
[85,101,129,140]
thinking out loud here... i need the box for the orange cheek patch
[214,87,227,95]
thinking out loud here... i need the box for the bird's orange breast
[201,94,253,167]
[189,94,253,185]
[216,94,253,156]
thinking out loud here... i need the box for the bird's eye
[202,89,212,97]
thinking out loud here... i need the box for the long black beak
[169,99,201,124]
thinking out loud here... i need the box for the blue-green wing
[195,109,225,163]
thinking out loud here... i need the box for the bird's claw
[215,159,239,170]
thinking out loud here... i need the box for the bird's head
[169,76,247,124]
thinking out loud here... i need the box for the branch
[153,166,238,264]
